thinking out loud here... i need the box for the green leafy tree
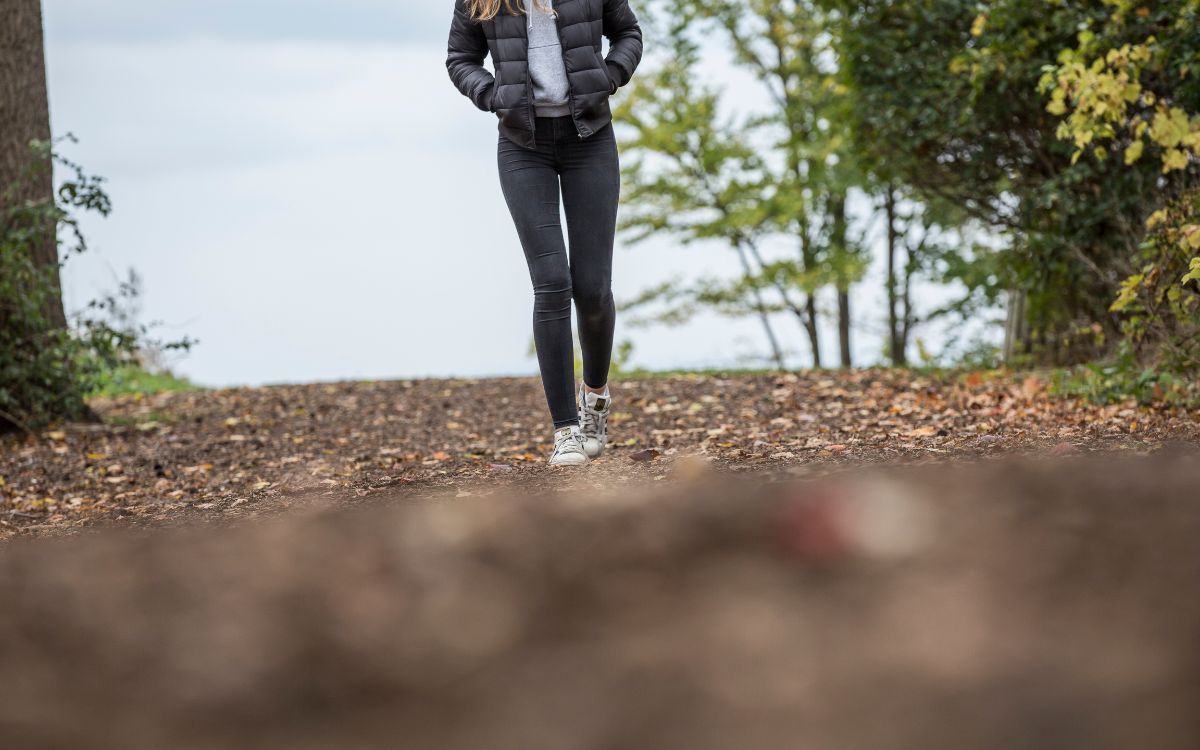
[695,0,857,367]
[1042,0,1200,373]
[619,0,875,368]
[614,5,801,368]
[832,0,1169,365]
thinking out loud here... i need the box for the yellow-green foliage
[1040,0,1200,370]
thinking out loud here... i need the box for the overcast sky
[42,1,977,388]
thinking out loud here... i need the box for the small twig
[0,407,39,442]
[3,510,40,520]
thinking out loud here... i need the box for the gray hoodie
[525,0,572,117]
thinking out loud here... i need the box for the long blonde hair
[468,0,555,22]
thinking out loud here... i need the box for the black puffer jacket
[446,0,642,149]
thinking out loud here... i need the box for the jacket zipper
[549,0,587,139]
[524,78,537,148]
[521,3,537,148]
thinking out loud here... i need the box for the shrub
[0,138,193,434]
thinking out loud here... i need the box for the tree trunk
[802,292,820,369]
[884,189,906,366]
[829,192,852,368]
[900,239,914,364]
[836,290,851,367]
[1003,289,1029,365]
[734,243,786,370]
[0,0,97,433]
[798,220,822,369]
[1,0,64,330]
[744,237,812,342]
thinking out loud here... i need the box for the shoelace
[580,405,603,438]
[555,429,584,455]
[580,394,608,439]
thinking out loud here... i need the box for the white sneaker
[578,385,611,458]
[549,425,589,466]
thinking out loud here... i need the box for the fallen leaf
[672,454,712,480]
[631,449,661,463]
[1050,442,1078,457]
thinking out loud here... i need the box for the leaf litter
[1,370,1197,540]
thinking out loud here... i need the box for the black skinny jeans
[498,116,619,429]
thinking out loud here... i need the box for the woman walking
[446,0,642,466]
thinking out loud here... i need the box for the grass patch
[1049,361,1200,407]
[617,366,787,380]
[89,366,200,399]
[105,410,185,427]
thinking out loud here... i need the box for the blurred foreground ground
[2,451,1199,749]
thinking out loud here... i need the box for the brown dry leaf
[1021,376,1043,399]
[671,454,712,481]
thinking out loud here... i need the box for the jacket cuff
[474,82,496,112]
[605,62,623,94]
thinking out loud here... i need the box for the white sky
[43,0,989,388]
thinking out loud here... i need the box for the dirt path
[1,370,1198,539]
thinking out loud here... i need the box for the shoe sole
[549,457,588,466]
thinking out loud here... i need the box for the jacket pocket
[596,50,617,95]
[488,71,504,112]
